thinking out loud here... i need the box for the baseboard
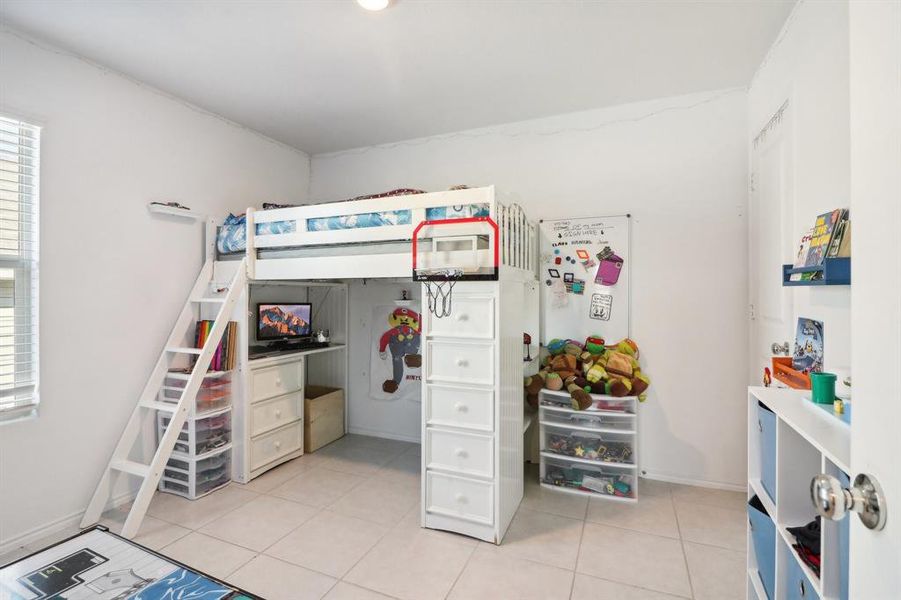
[347,426,421,444]
[0,491,135,556]
[641,471,746,493]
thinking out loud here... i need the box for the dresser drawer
[251,360,304,402]
[250,422,302,470]
[426,341,494,386]
[251,392,302,437]
[426,471,494,526]
[425,385,493,432]
[426,428,493,478]
[425,296,494,339]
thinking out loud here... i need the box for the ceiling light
[357,0,390,11]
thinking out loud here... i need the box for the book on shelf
[804,208,847,267]
[790,227,815,281]
[826,215,851,259]
[193,320,238,371]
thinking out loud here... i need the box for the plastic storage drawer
[162,370,231,415]
[159,445,231,500]
[157,408,231,457]
[748,496,776,600]
[785,550,821,600]
[539,405,635,432]
[538,388,636,414]
[541,424,634,466]
[758,402,777,502]
[541,456,636,499]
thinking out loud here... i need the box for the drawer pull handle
[758,419,763,433]
[276,377,283,386]
[454,493,467,504]
[454,402,467,413]
[454,448,467,458]
[274,441,282,449]
[455,358,468,367]
[275,409,282,417]
[799,580,806,597]
[455,313,468,322]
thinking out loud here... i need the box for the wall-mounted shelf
[782,257,850,286]
[148,202,205,220]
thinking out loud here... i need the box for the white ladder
[80,258,246,538]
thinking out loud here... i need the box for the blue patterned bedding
[217,203,490,254]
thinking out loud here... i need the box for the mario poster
[370,304,422,401]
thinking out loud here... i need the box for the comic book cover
[790,227,815,281]
[793,317,824,374]
[804,209,845,267]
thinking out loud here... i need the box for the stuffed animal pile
[524,336,651,410]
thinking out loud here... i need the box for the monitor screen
[257,303,312,341]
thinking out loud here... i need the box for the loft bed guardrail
[235,186,536,280]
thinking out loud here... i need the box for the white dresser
[420,279,528,544]
[234,352,305,482]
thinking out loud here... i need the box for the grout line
[568,516,587,599]
[442,540,479,600]
[671,487,697,600]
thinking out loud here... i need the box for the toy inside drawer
[541,424,634,466]
[541,456,636,499]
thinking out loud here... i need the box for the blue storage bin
[786,549,821,600]
[758,402,777,502]
[748,496,776,600]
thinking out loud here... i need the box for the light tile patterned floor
[1,434,748,599]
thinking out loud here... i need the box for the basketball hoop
[412,217,499,318]
[421,269,463,318]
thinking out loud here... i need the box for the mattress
[217,203,489,255]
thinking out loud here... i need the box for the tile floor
[1,434,748,600]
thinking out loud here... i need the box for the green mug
[810,372,837,404]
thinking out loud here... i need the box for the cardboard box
[304,385,345,453]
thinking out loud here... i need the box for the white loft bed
[239,186,536,280]
[213,185,538,544]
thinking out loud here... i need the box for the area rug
[0,526,260,599]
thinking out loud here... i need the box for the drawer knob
[276,377,282,385]
[454,493,467,504]
[275,409,282,417]
[455,313,468,322]
[454,448,467,458]
[454,402,467,413]
[455,358,468,367]
[274,441,282,449]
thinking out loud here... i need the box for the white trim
[639,471,747,493]
[0,491,134,555]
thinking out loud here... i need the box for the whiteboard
[539,215,631,345]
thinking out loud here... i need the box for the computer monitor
[257,303,312,342]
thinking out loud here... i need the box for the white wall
[312,89,750,489]
[0,30,309,548]
[346,280,423,442]
[748,0,851,383]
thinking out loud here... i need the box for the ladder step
[167,346,203,355]
[194,297,226,304]
[110,459,151,478]
[140,400,179,413]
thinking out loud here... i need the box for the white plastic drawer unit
[426,428,493,479]
[425,340,494,386]
[251,422,302,470]
[426,470,494,526]
[425,385,494,432]
[251,360,304,402]
[539,404,635,433]
[251,392,303,437]
[425,295,495,339]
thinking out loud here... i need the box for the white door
[845,2,901,596]
[749,103,795,385]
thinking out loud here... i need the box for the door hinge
[749,303,756,320]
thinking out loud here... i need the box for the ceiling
[1,1,795,154]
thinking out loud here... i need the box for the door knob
[810,473,887,530]
[771,341,790,355]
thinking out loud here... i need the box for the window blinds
[0,116,39,419]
